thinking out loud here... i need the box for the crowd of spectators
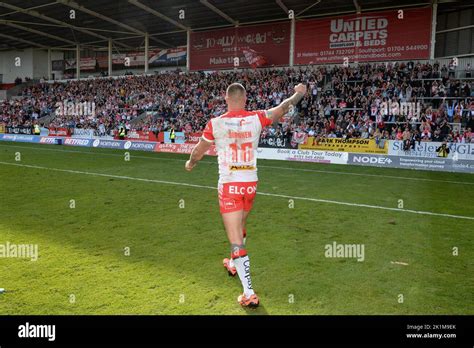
[281,61,474,144]
[1,61,473,143]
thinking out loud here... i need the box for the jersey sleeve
[256,110,273,127]
[202,120,215,143]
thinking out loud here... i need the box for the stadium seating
[1,62,473,143]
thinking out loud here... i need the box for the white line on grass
[391,261,409,266]
[257,164,474,186]
[1,160,473,221]
[1,143,473,186]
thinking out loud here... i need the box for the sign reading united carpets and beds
[294,7,431,64]
[189,7,431,69]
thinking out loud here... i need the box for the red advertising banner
[155,143,217,156]
[113,130,158,142]
[127,130,158,142]
[48,127,70,136]
[97,56,108,69]
[65,58,97,71]
[294,7,432,65]
[157,132,164,143]
[190,22,290,71]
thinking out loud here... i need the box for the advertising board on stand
[348,153,474,173]
[48,127,70,136]
[163,131,185,144]
[123,140,157,152]
[300,137,388,154]
[189,22,290,70]
[90,139,156,151]
[0,134,39,143]
[40,136,62,145]
[91,139,124,149]
[63,138,92,147]
[4,126,32,135]
[72,128,95,138]
[185,132,204,144]
[389,140,474,161]
[259,135,295,149]
[0,133,471,173]
[294,7,431,64]
[155,143,217,156]
[257,147,348,164]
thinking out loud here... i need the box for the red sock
[231,247,247,260]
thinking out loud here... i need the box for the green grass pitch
[0,141,473,315]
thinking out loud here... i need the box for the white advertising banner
[348,153,474,173]
[389,141,474,161]
[72,128,95,138]
[257,147,348,164]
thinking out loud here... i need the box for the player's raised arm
[265,83,307,123]
[185,138,212,171]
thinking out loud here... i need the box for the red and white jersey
[202,109,272,184]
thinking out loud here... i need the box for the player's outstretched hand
[295,83,307,95]
[185,160,195,172]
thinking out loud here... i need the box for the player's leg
[221,210,258,307]
[220,183,240,276]
[242,210,250,245]
[228,209,249,271]
[222,208,244,277]
[236,183,259,306]
[241,181,257,244]
[221,210,244,246]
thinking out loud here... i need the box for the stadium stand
[1,62,473,143]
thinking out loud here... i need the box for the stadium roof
[0,0,471,51]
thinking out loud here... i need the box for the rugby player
[185,82,307,307]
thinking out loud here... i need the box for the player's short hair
[226,83,246,99]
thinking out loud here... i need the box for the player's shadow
[244,303,268,315]
[227,271,269,315]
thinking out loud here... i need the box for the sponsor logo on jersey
[224,121,241,127]
[229,165,256,171]
[239,119,252,126]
